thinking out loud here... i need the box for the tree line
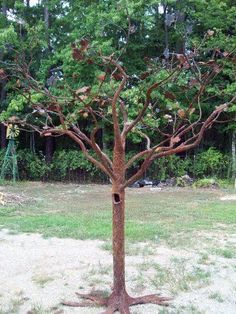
[0,0,235,182]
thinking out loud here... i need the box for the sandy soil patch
[220,195,236,201]
[0,230,235,314]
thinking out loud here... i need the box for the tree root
[62,291,107,307]
[62,290,172,313]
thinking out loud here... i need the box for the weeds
[0,297,24,314]
[158,305,204,314]
[209,291,224,303]
[81,263,112,288]
[28,304,51,314]
[32,274,55,287]
[211,247,235,259]
[149,258,211,295]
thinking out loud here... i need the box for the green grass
[210,247,235,259]
[0,213,168,241]
[32,274,55,287]
[0,182,235,244]
[27,304,51,314]
[158,305,204,314]
[208,291,224,303]
[149,260,211,295]
[0,297,24,314]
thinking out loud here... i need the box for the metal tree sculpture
[6,43,235,313]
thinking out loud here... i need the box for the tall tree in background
[231,114,236,187]
[0,0,8,148]
[43,0,54,162]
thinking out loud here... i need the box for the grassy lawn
[0,182,236,314]
[0,182,235,246]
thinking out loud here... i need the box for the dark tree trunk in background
[45,136,54,163]
[102,128,108,150]
[176,12,186,54]
[43,0,51,51]
[2,1,7,15]
[30,132,36,154]
[232,115,236,188]
[0,124,6,149]
[43,0,54,163]
[164,5,169,61]
[0,84,7,149]
[0,74,7,150]
[0,1,7,149]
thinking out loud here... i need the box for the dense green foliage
[0,147,231,182]
[0,0,235,182]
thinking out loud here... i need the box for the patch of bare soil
[0,230,235,314]
[0,192,34,206]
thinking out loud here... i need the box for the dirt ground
[0,229,236,314]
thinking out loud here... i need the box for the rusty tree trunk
[110,138,129,305]
[112,188,126,295]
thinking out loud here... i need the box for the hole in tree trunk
[113,193,121,204]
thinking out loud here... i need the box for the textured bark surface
[63,290,171,313]
[112,190,125,295]
[62,134,172,312]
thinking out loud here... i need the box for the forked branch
[123,97,235,188]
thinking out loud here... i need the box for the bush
[17,149,51,180]
[193,178,218,188]
[0,148,107,182]
[147,155,191,181]
[0,149,50,180]
[52,149,106,182]
[0,146,232,183]
[192,148,230,178]
[193,178,232,189]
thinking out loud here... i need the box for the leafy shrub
[17,149,51,180]
[0,146,231,183]
[52,149,105,181]
[193,178,218,188]
[0,148,107,182]
[193,178,232,188]
[0,149,50,180]
[192,148,230,178]
[148,155,191,180]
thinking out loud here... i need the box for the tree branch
[103,57,128,148]
[122,68,180,138]
[123,96,235,188]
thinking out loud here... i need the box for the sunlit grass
[0,182,235,244]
